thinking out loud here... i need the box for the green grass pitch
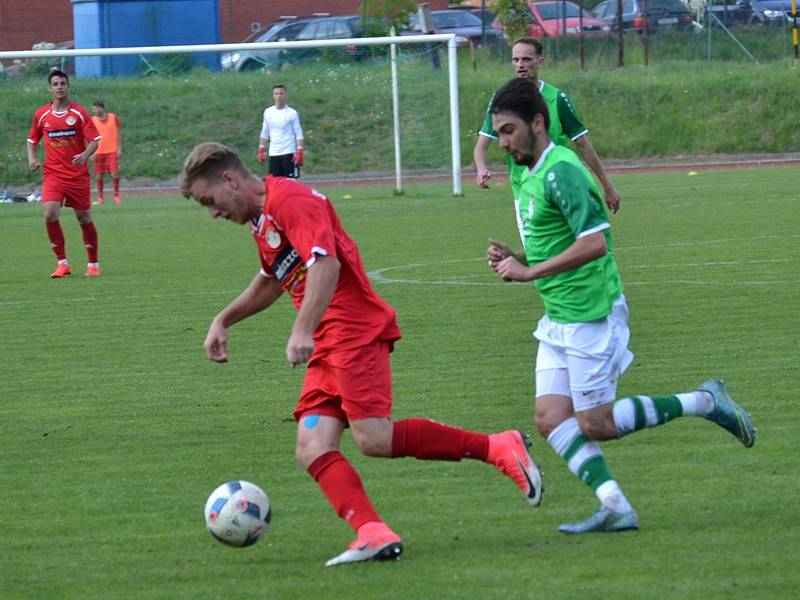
[1,167,797,598]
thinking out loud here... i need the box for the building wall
[0,0,450,52]
[0,0,74,52]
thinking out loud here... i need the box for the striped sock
[547,417,631,511]
[613,395,688,438]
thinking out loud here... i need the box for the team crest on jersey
[65,116,76,126]
[265,228,281,249]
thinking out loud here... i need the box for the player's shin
[547,417,632,513]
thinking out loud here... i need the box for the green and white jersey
[478,79,587,148]
[514,143,622,324]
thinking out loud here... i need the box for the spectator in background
[257,84,304,178]
[90,100,122,205]
[473,37,621,214]
[26,69,102,278]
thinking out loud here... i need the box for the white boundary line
[368,256,793,287]
[1,250,793,307]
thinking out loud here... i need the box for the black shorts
[268,153,299,178]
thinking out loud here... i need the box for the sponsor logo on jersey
[272,245,302,283]
[48,128,77,139]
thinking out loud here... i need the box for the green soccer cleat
[699,379,756,448]
[558,506,639,535]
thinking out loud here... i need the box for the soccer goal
[0,34,463,197]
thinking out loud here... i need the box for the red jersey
[252,176,401,357]
[28,102,100,181]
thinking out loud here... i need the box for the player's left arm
[286,255,340,366]
[557,91,620,214]
[573,135,620,214]
[74,113,101,165]
[292,112,304,165]
[73,139,99,165]
[116,115,122,158]
[292,111,304,150]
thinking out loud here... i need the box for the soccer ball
[204,480,271,547]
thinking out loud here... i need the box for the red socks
[45,220,66,260]
[391,418,489,462]
[307,451,381,533]
[306,422,491,533]
[80,221,99,263]
[113,177,120,195]
[96,178,104,195]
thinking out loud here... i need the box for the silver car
[221,19,311,72]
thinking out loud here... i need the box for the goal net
[0,34,462,200]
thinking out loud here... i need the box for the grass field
[1,166,798,598]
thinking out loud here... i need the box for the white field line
[0,289,241,308]
[368,257,793,287]
[1,248,794,307]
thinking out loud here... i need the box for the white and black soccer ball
[204,480,271,547]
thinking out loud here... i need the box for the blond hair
[179,142,246,199]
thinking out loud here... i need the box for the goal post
[0,34,462,196]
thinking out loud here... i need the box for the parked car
[450,5,499,28]
[592,0,694,32]
[407,9,504,46]
[221,19,312,71]
[746,0,796,24]
[283,15,382,64]
[702,0,751,26]
[524,2,611,37]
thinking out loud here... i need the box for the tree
[360,0,417,33]
[491,0,532,42]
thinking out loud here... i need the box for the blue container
[71,0,220,77]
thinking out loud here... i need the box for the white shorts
[534,295,634,412]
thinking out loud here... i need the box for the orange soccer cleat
[113,195,122,205]
[50,263,72,278]
[488,430,543,507]
[325,521,402,567]
[95,194,105,205]
[84,265,102,277]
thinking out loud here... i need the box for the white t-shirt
[260,105,303,156]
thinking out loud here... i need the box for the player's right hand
[257,147,266,163]
[486,239,512,264]
[28,159,41,172]
[204,322,229,362]
[476,168,492,188]
[286,330,314,367]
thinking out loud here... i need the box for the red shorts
[294,341,395,424]
[93,152,119,174]
[41,176,91,210]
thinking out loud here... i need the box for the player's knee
[576,414,615,441]
[534,408,555,438]
[534,404,570,438]
[351,431,389,458]
[295,440,325,469]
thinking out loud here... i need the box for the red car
[495,2,611,38]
